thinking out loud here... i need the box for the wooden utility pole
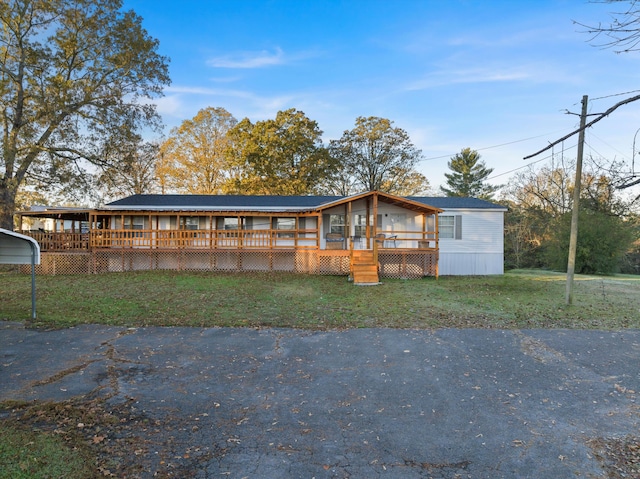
[524,92,640,303]
[566,95,588,305]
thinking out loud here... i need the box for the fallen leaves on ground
[588,436,640,479]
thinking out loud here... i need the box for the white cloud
[405,67,531,91]
[165,85,255,99]
[153,95,184,116]
[150,83,310,131]
[208,47,286,69]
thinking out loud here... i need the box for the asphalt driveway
[1,321,639,478]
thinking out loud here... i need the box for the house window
[223,217,239,230]
[180,216,200,230]
[439,215,462,239]
[354,214,368,237]
[274,217,295,238]
[124,216,145,230]
[389,213,406,229]
[329,214,345,237]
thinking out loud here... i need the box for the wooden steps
[350,250,379,285]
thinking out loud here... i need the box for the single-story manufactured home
[17,191,507,281]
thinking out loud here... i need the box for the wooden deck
[20,230,437,253]
[19,229,438,279]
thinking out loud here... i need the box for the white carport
[0,228,40,320]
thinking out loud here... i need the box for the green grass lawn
[2,269,640,330]
[0,421,98,479]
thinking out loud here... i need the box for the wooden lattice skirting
[21,250,438,278]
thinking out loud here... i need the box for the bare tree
[576,1,640,53]
[96,140,161,201]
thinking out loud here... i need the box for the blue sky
[122,0,640,193]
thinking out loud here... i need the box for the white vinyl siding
[438,253,504,275]
[438,209,504,275]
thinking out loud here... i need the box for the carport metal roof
[0,228,40,320]
[0,228,41,265]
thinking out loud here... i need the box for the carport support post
[30,242,36,320]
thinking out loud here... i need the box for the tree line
[502,157,639,275]
[0,0,496,226]
[97,106,501,202]
[133,107,434,199]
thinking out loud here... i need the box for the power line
[525,92,640,160]
[420,128,574,163]
[488,143,578,180]
[589,89,640,102]
[586,131,630,161]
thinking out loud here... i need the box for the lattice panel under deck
[317,254,351,275]
[23,250,437,278]
[92,250,300,273]
[21,253,92,275]
[378,251,438,279]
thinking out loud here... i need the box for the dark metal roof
[104,194,342,210]
[103,194,506,211]
[409,196,507,210]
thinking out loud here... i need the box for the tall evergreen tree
[440,148,499,199]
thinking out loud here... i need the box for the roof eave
[315,190,444,214]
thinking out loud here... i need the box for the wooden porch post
[435,214,439,279]
[372,192,379,262]
[209,214,215,270]
[365,198,371,249]
[270,215,274,249]
[347,202,352,249]
[177,213,182,248]
[372,193,378,233]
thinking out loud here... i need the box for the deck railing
[90,228,320,250]
[21,229,437,252]
[21,231,89,251]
